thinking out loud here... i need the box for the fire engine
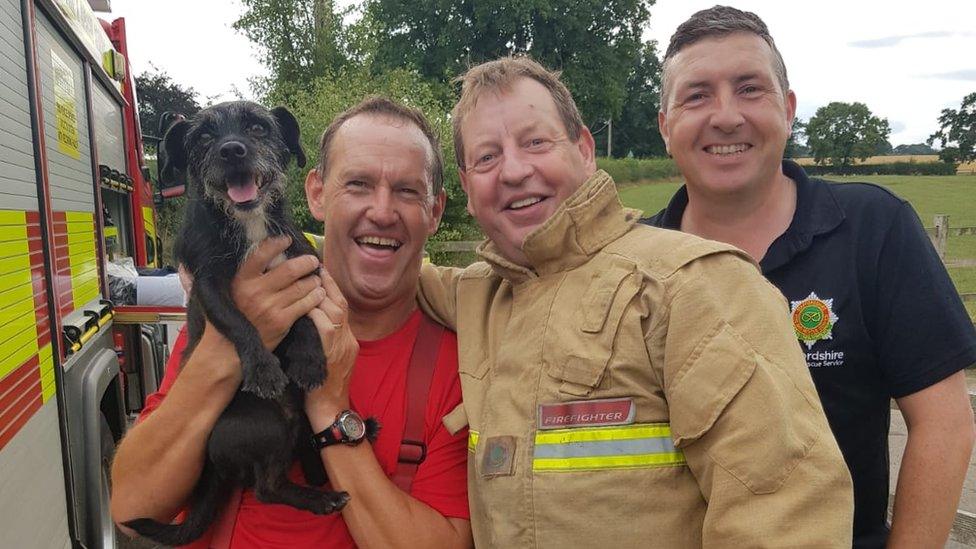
[0,0,180,547]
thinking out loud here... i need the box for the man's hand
[231,236,325,350]
[305,267,359,421]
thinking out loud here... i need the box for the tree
[928,92,976,164]
[784,118,808,158]
[234,0,348,99]
[134,67,201,149]
[364,0,654,125]
[605,41,666,158]
[805,102,891,166]
[892,143,938,155]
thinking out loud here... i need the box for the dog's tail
[123,462,232,546]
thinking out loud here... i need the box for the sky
[101,0,976,146]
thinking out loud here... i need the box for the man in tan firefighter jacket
[418,56,854,547]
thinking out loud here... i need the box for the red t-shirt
[139,310,469,548]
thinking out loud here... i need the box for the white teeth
[356,236,401,248]
[509,196,543,209]
[706,143,750,155]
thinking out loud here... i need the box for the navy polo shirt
[644,160,976,548]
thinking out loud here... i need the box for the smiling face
[459,77,596,266]
[305,114,444,314]
[659,32,796,200]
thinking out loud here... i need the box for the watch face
[340,413,366,440]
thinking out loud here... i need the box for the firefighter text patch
[538,398,635,430]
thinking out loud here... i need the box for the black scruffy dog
[124,101,375,546]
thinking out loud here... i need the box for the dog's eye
[248,124,268,137]
[199,133,213,144]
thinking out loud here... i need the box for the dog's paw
[312,491,350,514]
[365,417,381,442]
[241,353,288,399]
[284,353,326,392]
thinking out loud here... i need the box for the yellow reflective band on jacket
[533,423,685,472]
[468,430,479,452]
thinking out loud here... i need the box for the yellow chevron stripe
[0,337,39,380]
[65,211,93,224]
[535,423,673,445]
[0,239,30,260]
[0,268,32,290]
[468,430,480,452]
[39,344,56,402]
[64,211,100,307]
[0,210,27,226]
[0,223,28,242]
[66,231,95,247]
[0,285,34,316]
[0,299,35,343]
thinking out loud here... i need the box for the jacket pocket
[668,322,757,446]
[545,259,640,397]
[668,322,819,495]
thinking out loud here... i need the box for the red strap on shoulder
[392,313,445,493]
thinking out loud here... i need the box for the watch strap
[311,414,351,449]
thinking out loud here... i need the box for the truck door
[34,6,120,548]
[0,0,70,547]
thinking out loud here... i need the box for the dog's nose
[219,141,248,160]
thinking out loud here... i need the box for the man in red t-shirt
[111,97,472,549]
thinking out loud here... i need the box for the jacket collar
[654,160,845,273]
[476,170,640,282]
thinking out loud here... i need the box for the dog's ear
[159,119,189,185]
[272,106,306,168]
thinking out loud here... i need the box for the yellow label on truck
[51,51,80,160]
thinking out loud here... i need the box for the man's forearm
[318,442,470,549]
[888,421,974,547]
[110,332,240,527]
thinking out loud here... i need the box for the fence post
[934,214,949,260]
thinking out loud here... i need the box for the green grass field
[617,174,976,320]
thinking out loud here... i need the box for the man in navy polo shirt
[645,6,976,548]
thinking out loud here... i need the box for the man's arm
[111,237,326,530]
[304,270,473,549]
[889,370,975,548]
[416,263,462,331]
[652,251,853,546]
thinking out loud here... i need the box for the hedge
[597,157,679,184]
[803,162,957,176]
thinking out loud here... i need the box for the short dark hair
[316,96,444,196]
[452,56,584,170]
[661,5,789,110]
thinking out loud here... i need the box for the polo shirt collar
[655,160,846,273]
[761,160,845,273]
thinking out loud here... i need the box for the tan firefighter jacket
[421,171,853,548]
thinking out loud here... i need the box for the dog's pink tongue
[227,181,258,203]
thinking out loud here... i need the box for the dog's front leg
[194,278,288,399]
[277,316,327,391]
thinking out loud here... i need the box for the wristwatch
[311,410,367,449]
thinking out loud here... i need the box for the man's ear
[305,169,326,221]
[458,168,475,216]
[272,106,306,168]
[785,89,797,129]
[658,110,671,156]
[428,189,447,236]
[576,126,596,171]
[159,120,189,185]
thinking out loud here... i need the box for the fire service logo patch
[791,292,838,349]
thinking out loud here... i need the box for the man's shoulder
[605,224,754,280]
[812,176,908,214]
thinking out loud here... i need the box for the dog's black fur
[124,101,376,546]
